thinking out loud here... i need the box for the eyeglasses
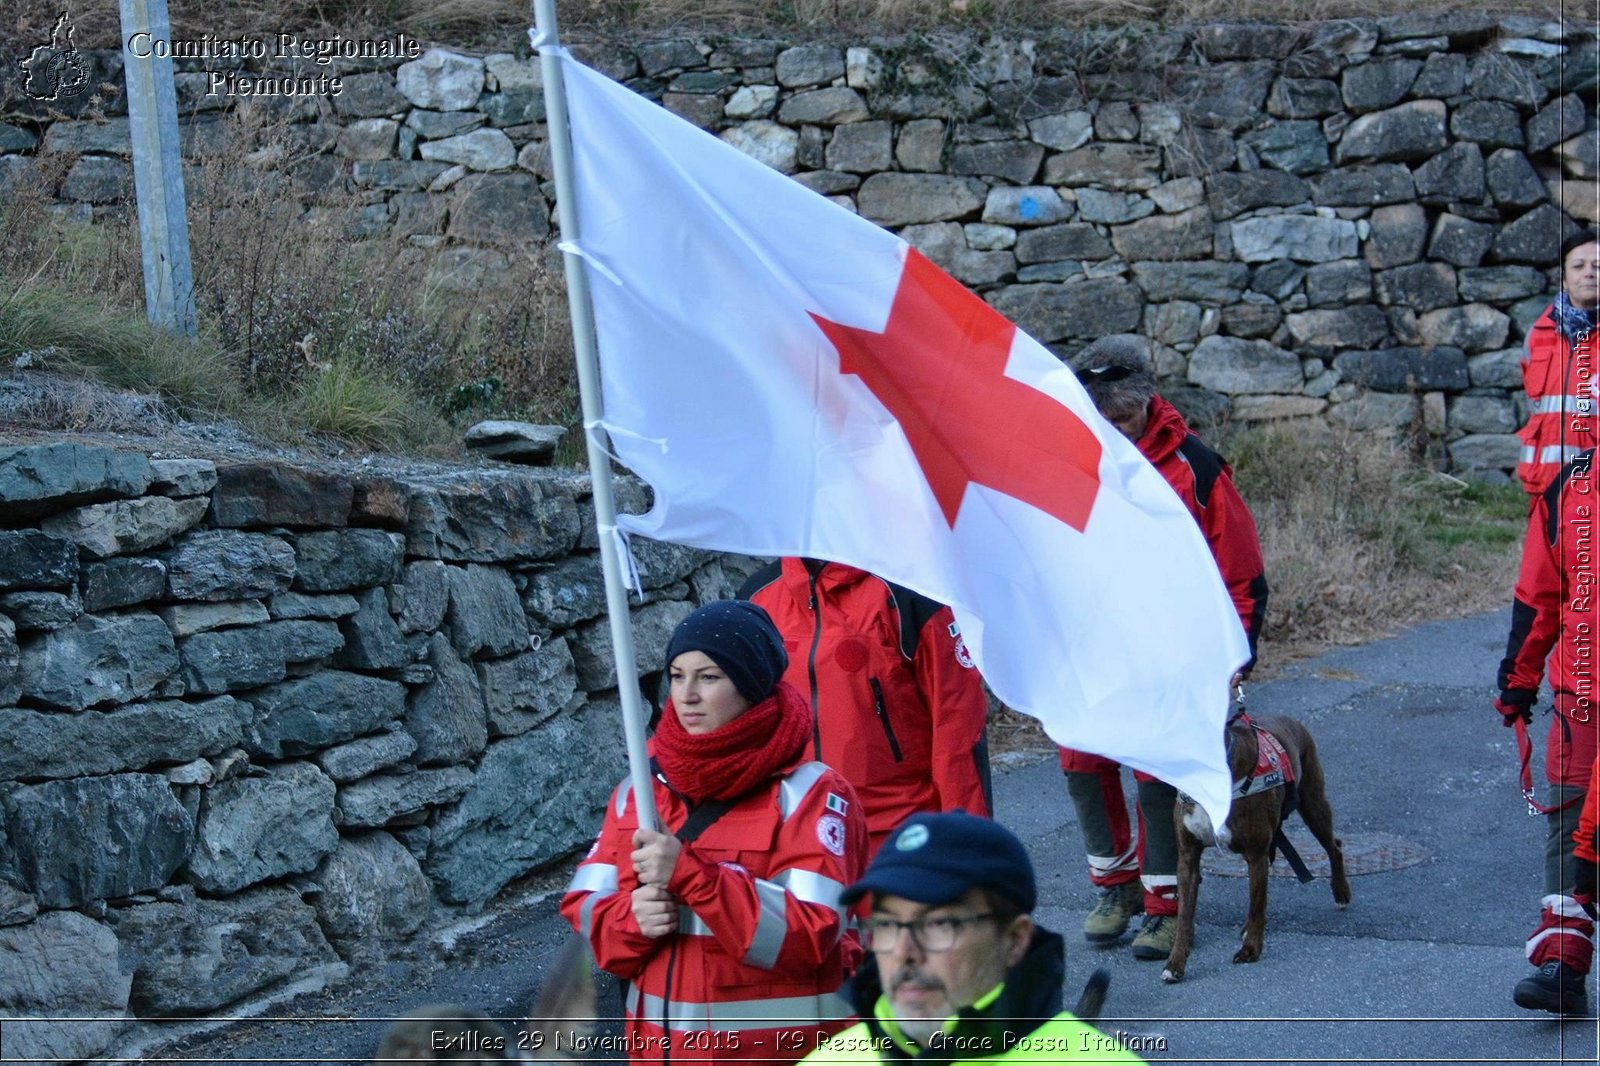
[860,913,997,953]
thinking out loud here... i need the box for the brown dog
[1161,713,1351,983]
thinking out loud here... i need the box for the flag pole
[532,0,658,832]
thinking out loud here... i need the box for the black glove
[1495,688,1536,727]
[1575,857,1598,920]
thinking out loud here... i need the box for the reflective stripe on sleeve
[1529,395,1596,416]
[615,780,633,817]
[626,985,854,1032]
[779,763,829,820]
[742,879,790,969]
[567,863,619,895]
[677,905,713,937]
[772,868,846,910]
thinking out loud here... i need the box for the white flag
[556,52,1251,828]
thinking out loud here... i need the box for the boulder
[1332,347,1470,392]
[719,121,799,173]
[336,766,475,829]
[1042,143,1162,190]
[291,529,404,593]
[1428,213,1496,267]
[825,122,893,173]
[1488,148,1554,208]
[4,773,192,906]
[1342,58,1422,111]
[1376,262,1459,312]
[1308,164,1414,207]
[1418,303,1512,350]
[1014,223,1113,263]
[1412,142,1485,202]
[950,140,1046,184]
[1363,204,1428,269]
[1284,307,1391,349]
[313,728,416,783]
[1231,215,1358,263]
[0,530,76,591]
[775,44,845,88]
[778,87,869,126]
[857,173,987,227]
[418,128,515,170]
[186,761,337,894]
[1239,120,1329,174]
[18,611,176,710]
[81,556,167,611]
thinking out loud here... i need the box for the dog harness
[1230,715,1296,800]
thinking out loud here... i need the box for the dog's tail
[1071,967,1111,1021]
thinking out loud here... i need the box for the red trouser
[1529,713,1597,971]
[1060,748,1177,917]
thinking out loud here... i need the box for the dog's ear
[526,934,598,1052]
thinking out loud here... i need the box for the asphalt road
[115,608,1600,1065]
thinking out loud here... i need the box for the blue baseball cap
[840,811,1036,911]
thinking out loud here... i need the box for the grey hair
[1073,334,1157,422]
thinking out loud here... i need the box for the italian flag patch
[826,792,849,816]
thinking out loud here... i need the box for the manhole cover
[1200,830,1429,878]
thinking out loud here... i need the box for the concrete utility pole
[119,0,196,336]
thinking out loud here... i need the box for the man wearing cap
[801,812,1146,1066]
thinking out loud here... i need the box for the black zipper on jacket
[806,569,823,759]
[869,677,903,762]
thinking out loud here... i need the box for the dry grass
[0,0,1590,50]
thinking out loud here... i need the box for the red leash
[1514,716,1584,816]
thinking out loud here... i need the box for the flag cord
[533,0,659,832]
[585,419,670,454]
[556,239,623,287]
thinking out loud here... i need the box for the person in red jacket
[739,560,991,853]
[562,600,869,1063]
[1518,230,1600,500]
[1058,335,1269,961]
[1498,449,1598,1014]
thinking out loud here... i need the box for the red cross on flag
[557,53,1251,828]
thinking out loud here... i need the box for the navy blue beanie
[664,600,789,703]
[841,811,1037,911]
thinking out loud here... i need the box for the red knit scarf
[651,681,812,803]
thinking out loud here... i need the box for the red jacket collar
[1135,395,1190,465]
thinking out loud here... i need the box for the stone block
[334,586,409,671]
[1187,336,1304,394]
[82,556,167,611]
[1375,262,1458,312]
[1043,143,1162,190]
[1428,212,1496,266]
[0,530,76,591]
[40,495,207,560]
[1416,302,1514,353]
[895,118,946,172]
[825,121,892,172]
[1232,215,1358,263]
[404,472,580,563]
[1328,391,1421,431]
[1342,58,1422,111]
[406,632,488,765]
[1133,261,1251,303]
[186,761,337,895]
[950,140,1045,184]
[211,462,351,528]
[1240,120,1330,174]
[313,831,429,941]
[0,696,249,781]
[1269,77,1343,118]
[1458,265,1549,303]
[983,186,1072,226]
[291,528,404,593]
[336,766,474,829]
[0,911,130,1061]
[332,72,409,117]
[570,598,697,691]
[1028,111,1093,152]
[479,637,578,738]
[4,773,191,906]
[448,172,551,245]
[179,619,342,695]
[426,699,628,906]
[778,87,869,125]
[1109,207,1212,260]
[313,728,416,783]
[775,45,844,88]
[1363,203,1428,268]
[1306,260,1375,307]
[1308,164,1415,207]
[901,222,1016,286]
[147,458,217,497]
[1448,394,1518,434]
[1494,203,1582,263]
[1488,148,1552,208]
[1207,170,1310,219]
[987,278,1144,343]
[1285,306,1391,349]
[1449,433,1522,471]
[857,173,986,227]
[0,443,151,521]
[1014,223,1113,263]
[1413,142,1485,202]
[18,611,176,710]
[396,50,484,111]
[1332,346,1470,391]
[1335,99,1449,163]
[247,671,407,759]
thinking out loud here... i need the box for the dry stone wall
[4,14,1600,478]
[0,441,750,1061]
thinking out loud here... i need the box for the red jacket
[1137,396,1270,666]
[1519,305,1599,498]
[1499,450,1598,723]
[742,560,990,851]
[1578,752,1600,866]
[561,736,868,1063]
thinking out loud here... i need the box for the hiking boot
[1083,882,1143,945]
[1513,961,1589,1015]
[1130,914,1177,960]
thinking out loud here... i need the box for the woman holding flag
[561,601,868,1063]
[1517,230,1600,501]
